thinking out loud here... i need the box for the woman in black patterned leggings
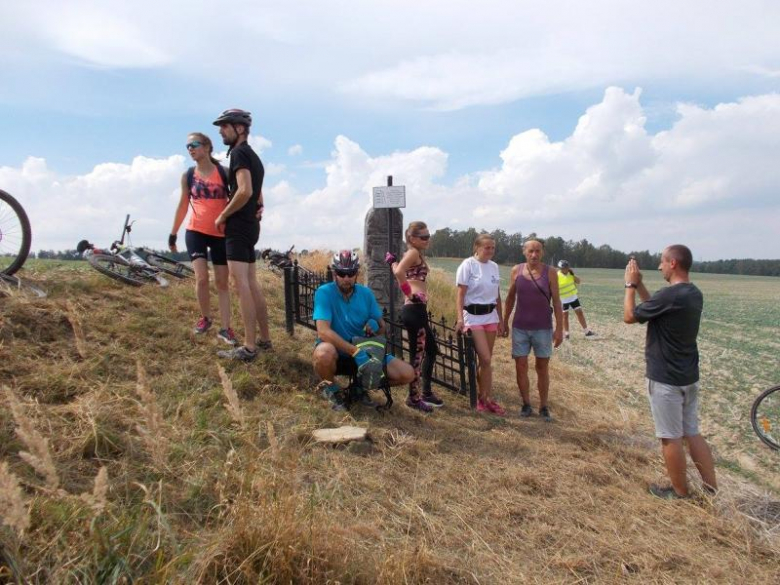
[390,221,442,413]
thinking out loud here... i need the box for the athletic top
[557,271,578,303]
[226,142,264,228]
[313,282,383,342]
[455,256,501,326]
[187,165,228,238]
[405,262,428,282]
[512,263,552,330]
[634,283,702,386]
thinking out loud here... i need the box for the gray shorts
[512,328,553,359]
[646,378,700,439]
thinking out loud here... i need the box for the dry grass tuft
[79,466,109,512]
[4,385,59,490]
[298,250,334,274]
[0,461,30,535]
[218,364,246,427]
[134,361,168,467]
[65,299,87,359]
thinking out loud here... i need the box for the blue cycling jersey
[313,282,382,342]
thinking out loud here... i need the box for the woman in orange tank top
[169,132,236,345]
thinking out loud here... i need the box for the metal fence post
[284,266,295,335]
[464,330,478,408]
[292,261,301,324]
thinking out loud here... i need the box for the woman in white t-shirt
[455,234,505,415]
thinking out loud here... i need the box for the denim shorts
[646,378,700,439]
[511,328,553,358]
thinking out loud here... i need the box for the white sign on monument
[372,185,406,209]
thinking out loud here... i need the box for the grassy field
[430,258,780,487]
[1,258,778,583]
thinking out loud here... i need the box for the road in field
[430,258,780,489]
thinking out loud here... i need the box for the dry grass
[0,261,777,583]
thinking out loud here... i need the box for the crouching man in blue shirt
[312,250,415,411]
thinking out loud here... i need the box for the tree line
[426,228,780,277]
[24,234,780,277]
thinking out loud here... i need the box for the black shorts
[185,230,227,265]
[336,354,358,377]
[562,298,582,312]
[225,219,260,263]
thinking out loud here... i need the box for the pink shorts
[466,323,498,332]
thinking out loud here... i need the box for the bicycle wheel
[0,189,32,275]
[88,254,150,287]
[751,384,780,451]
[143,251,194,279]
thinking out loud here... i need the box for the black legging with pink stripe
[401,302,439,397]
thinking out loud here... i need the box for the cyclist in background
[169,132,237,346]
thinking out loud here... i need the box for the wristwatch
[625,283,638,289]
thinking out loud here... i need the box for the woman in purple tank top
[503,239,563,421]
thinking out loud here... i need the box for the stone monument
[363,207,403,315]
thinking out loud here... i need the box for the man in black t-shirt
[212,108,272,362]
[623,244,717,499]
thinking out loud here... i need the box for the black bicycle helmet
[557,259,570,269]
[212,108,252,127]
[332,250,360,273]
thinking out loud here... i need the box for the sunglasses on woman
[186,141,203,150]
[413,234,431,240]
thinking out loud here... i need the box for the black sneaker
[422,390,444,408]
[584,330,596,338]
[539,406,553,422]
[255,339,274,351]
[406,396,433,413]
[519,403,534,417]
[217,345,257,362]
[648,484,689,500]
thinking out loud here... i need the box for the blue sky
[2,0,780,260]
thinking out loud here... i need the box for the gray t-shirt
[634,282,703,386]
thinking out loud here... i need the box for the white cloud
[2,2,780,110]
[265,163,286,176]
[3,88,780,260]
[288,144,303,156]
[249,135,273,153]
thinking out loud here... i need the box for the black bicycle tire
[0,189,32,276]
[750,384,780,451]
[143,251,194,279]
[88,254,149,287]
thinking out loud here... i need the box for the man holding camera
[623,245,717,499]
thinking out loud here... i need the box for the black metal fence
[283,261,477,406]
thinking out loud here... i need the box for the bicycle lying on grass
[77,215,194,287]
[260,245,295,275]
[751,384,779,451]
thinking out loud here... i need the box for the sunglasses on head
[413,234,431,240]
[334,269,358,278]
[186,141,203,150]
